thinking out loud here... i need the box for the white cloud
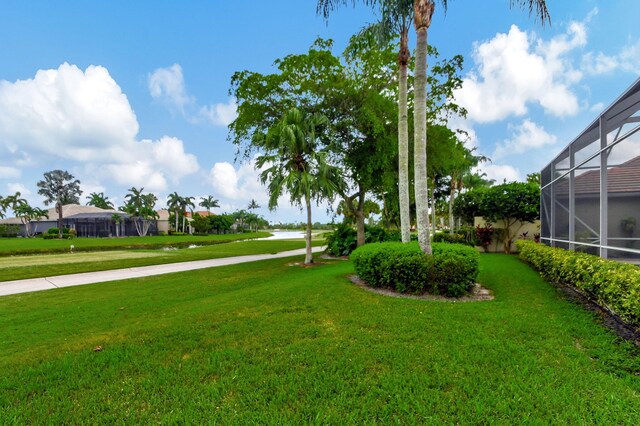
[447,114,479,150]
[148,64,193,111]
[582,40,640,76]
[199,98,237,126]
[148,64,236,127]
[478,164,521,184]
[0,166,20,179]
[0,63,139,162]
[0,63,200,192]
[143,136,199,181]
[105,161,168,192]
[208,160,268,205]
[590,102,605,113]
[454,20,586,123]
[493,119,557,160]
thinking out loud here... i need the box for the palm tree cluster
[317,0,550,253]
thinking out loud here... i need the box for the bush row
[516,240,640,325]
[350,242,479,297]
[432,226,477,247]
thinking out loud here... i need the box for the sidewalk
[0,246,326,297]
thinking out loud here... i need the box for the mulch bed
[347,275,494,302]
[551,281,640,346]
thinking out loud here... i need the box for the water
[255,231,306,240]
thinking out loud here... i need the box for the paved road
[0,246,326,297]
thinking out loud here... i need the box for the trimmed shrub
[350,242,479,297]
[432,244,480,297]
[516,240,640,325]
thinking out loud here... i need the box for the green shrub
[350,242,479,297]
[325,225,401,256]
[432,244,480,297]
[516,240,640,325]
[0,224,20,238]
[325,224,357,256]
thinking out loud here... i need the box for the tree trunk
[304,192,313,265]
[398,28,411,244]
[355,189,366,247]
[56,201,63,239]
[430,185,437,238]
[175,210,179,232]
[449,180,455,234]
[413,0,434,255]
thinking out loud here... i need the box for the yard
[0,239,324,282]
[0,253,638,423]
[0,232,271,256]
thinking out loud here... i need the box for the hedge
[516,240,640,326]
[324,224,402,256]
[350,242,479,297]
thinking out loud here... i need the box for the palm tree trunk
[56,201,63,239]
[355,188,366,247]
[304,192,313,265]
[175,211,179,232]
[430,185,437,237]
[413,0,434,255]
[398,28,411,244]
[449,181,455,234]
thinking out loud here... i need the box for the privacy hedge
[350,242,479,297]
[516,240,640,325]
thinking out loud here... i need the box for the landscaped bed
[0,254,638,423]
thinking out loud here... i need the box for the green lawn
[0,254,638,423]
[0,239,322,282]
[0,232,270,256]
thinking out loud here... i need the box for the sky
[1,0,639,224]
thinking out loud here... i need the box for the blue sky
[1,0,639,223]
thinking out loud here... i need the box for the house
[0,204,158,237]
[541,76,640,259]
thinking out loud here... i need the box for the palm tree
[255,108,344,264]
[14,203,49,237]
[167,191,182,232]
[86,192,114,210]
[318,0,550,254]
[412,0,549,253]
[199,195,220,213]
[111,213,123,237]
[180,196,195,233]
[122,187,158,237]
[319,0,413,243]
[2,192,26,216]
[247,199,260,211]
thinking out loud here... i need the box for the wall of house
[474,217,541,253]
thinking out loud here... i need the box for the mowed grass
[0,239,321,282]
[0,254,638,423]
[0,250,167,268]
[0,232,270,256]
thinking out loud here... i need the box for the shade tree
[37,170,82,239]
